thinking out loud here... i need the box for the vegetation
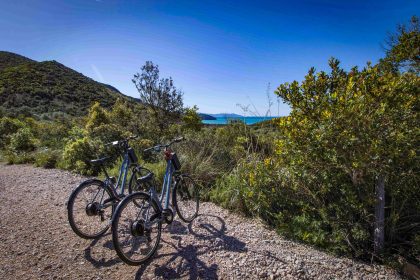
[0,51,140,118]
[0,18,418,267]
[132,61,184,134]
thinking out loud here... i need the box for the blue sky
[0,1,418,115]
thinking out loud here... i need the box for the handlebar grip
[174,136,185,142]
[105,141,119,146]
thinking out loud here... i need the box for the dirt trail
[0,164,402,279]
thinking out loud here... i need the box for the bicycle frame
[149,159,174,211]
[114,153,130,195]
[101,151,133,203]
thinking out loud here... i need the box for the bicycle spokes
[112,193,162,264]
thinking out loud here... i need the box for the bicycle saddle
[90,156,110,165]
[137,172,154,183]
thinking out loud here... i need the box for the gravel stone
[0,164,403,279]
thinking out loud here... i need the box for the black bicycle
[111,137,200,265]
[67,135,149,239]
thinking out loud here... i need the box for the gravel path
[0,164,402,279]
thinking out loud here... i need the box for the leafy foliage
[34,149,61,168]
[380,16,420,73]
[0,117,25,148]
[62,137,102,175]
[182,106,203,131]
[273,59,419,257]
[132,61,184,133]
[9,127,36,152]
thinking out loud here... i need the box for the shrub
[34,149,61,168]
[0,117,25,148]
[37,121,72,148]
[90,123,126,144]
[182,106,203,131]
[210,156,278,216]
[9,127,36,152]
[85,102,109,132]
[5,151,35,164]
[274,58,419,258]
[62,137,102,175]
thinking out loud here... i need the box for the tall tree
[132,61,184,133]
[380,16,420,74]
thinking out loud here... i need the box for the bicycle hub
[85,202,99,216]
[130,219,146,237]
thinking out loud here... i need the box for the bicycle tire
[112,191,162,265]
[173,174,199,223]
[67,179,115,239]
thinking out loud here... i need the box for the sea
[202,116,277,125]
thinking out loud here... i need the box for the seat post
[102,165,110,179]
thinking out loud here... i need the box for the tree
[380,16,420,74]
[182,105,203,131]
[85,101,109,132]
[275,58,419,257]
[132,61,184,133]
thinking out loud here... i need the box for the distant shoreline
[202,116,279,125]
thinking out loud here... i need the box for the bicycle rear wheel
[112,192,162,265]
[173,175,199,223]
[67,179,114,239]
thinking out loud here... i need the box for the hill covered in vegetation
[0,51,137,118]
[0,51,36,71]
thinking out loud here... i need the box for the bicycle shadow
[83,231,122,268]
[135,214,247,280]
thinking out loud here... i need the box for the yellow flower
[322,110,332,119]
[249,172,256,186]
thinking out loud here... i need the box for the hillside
[198,113,216,120]
[0,51,136,117]
[0,51,35,72]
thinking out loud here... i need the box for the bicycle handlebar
[143,137,185,153]
[104,135,138,147]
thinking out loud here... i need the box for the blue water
[202,116,277,125]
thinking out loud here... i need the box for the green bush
[210,156,278,217]
[34,149,61,168]
[37,121,72,149]
[0,117,25,148]
[9,127,36,152]
[274,59,419,258]
[62,137,102,175]
[182,106,203,131]
[5,151,35,164]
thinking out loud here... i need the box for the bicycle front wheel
[112,192,162,265]
[67,179,114,239]
[173,175,199,223]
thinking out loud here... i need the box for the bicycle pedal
[162,209,174,224]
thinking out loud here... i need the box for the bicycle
[67,135,149,239]
[111,137,200,265]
